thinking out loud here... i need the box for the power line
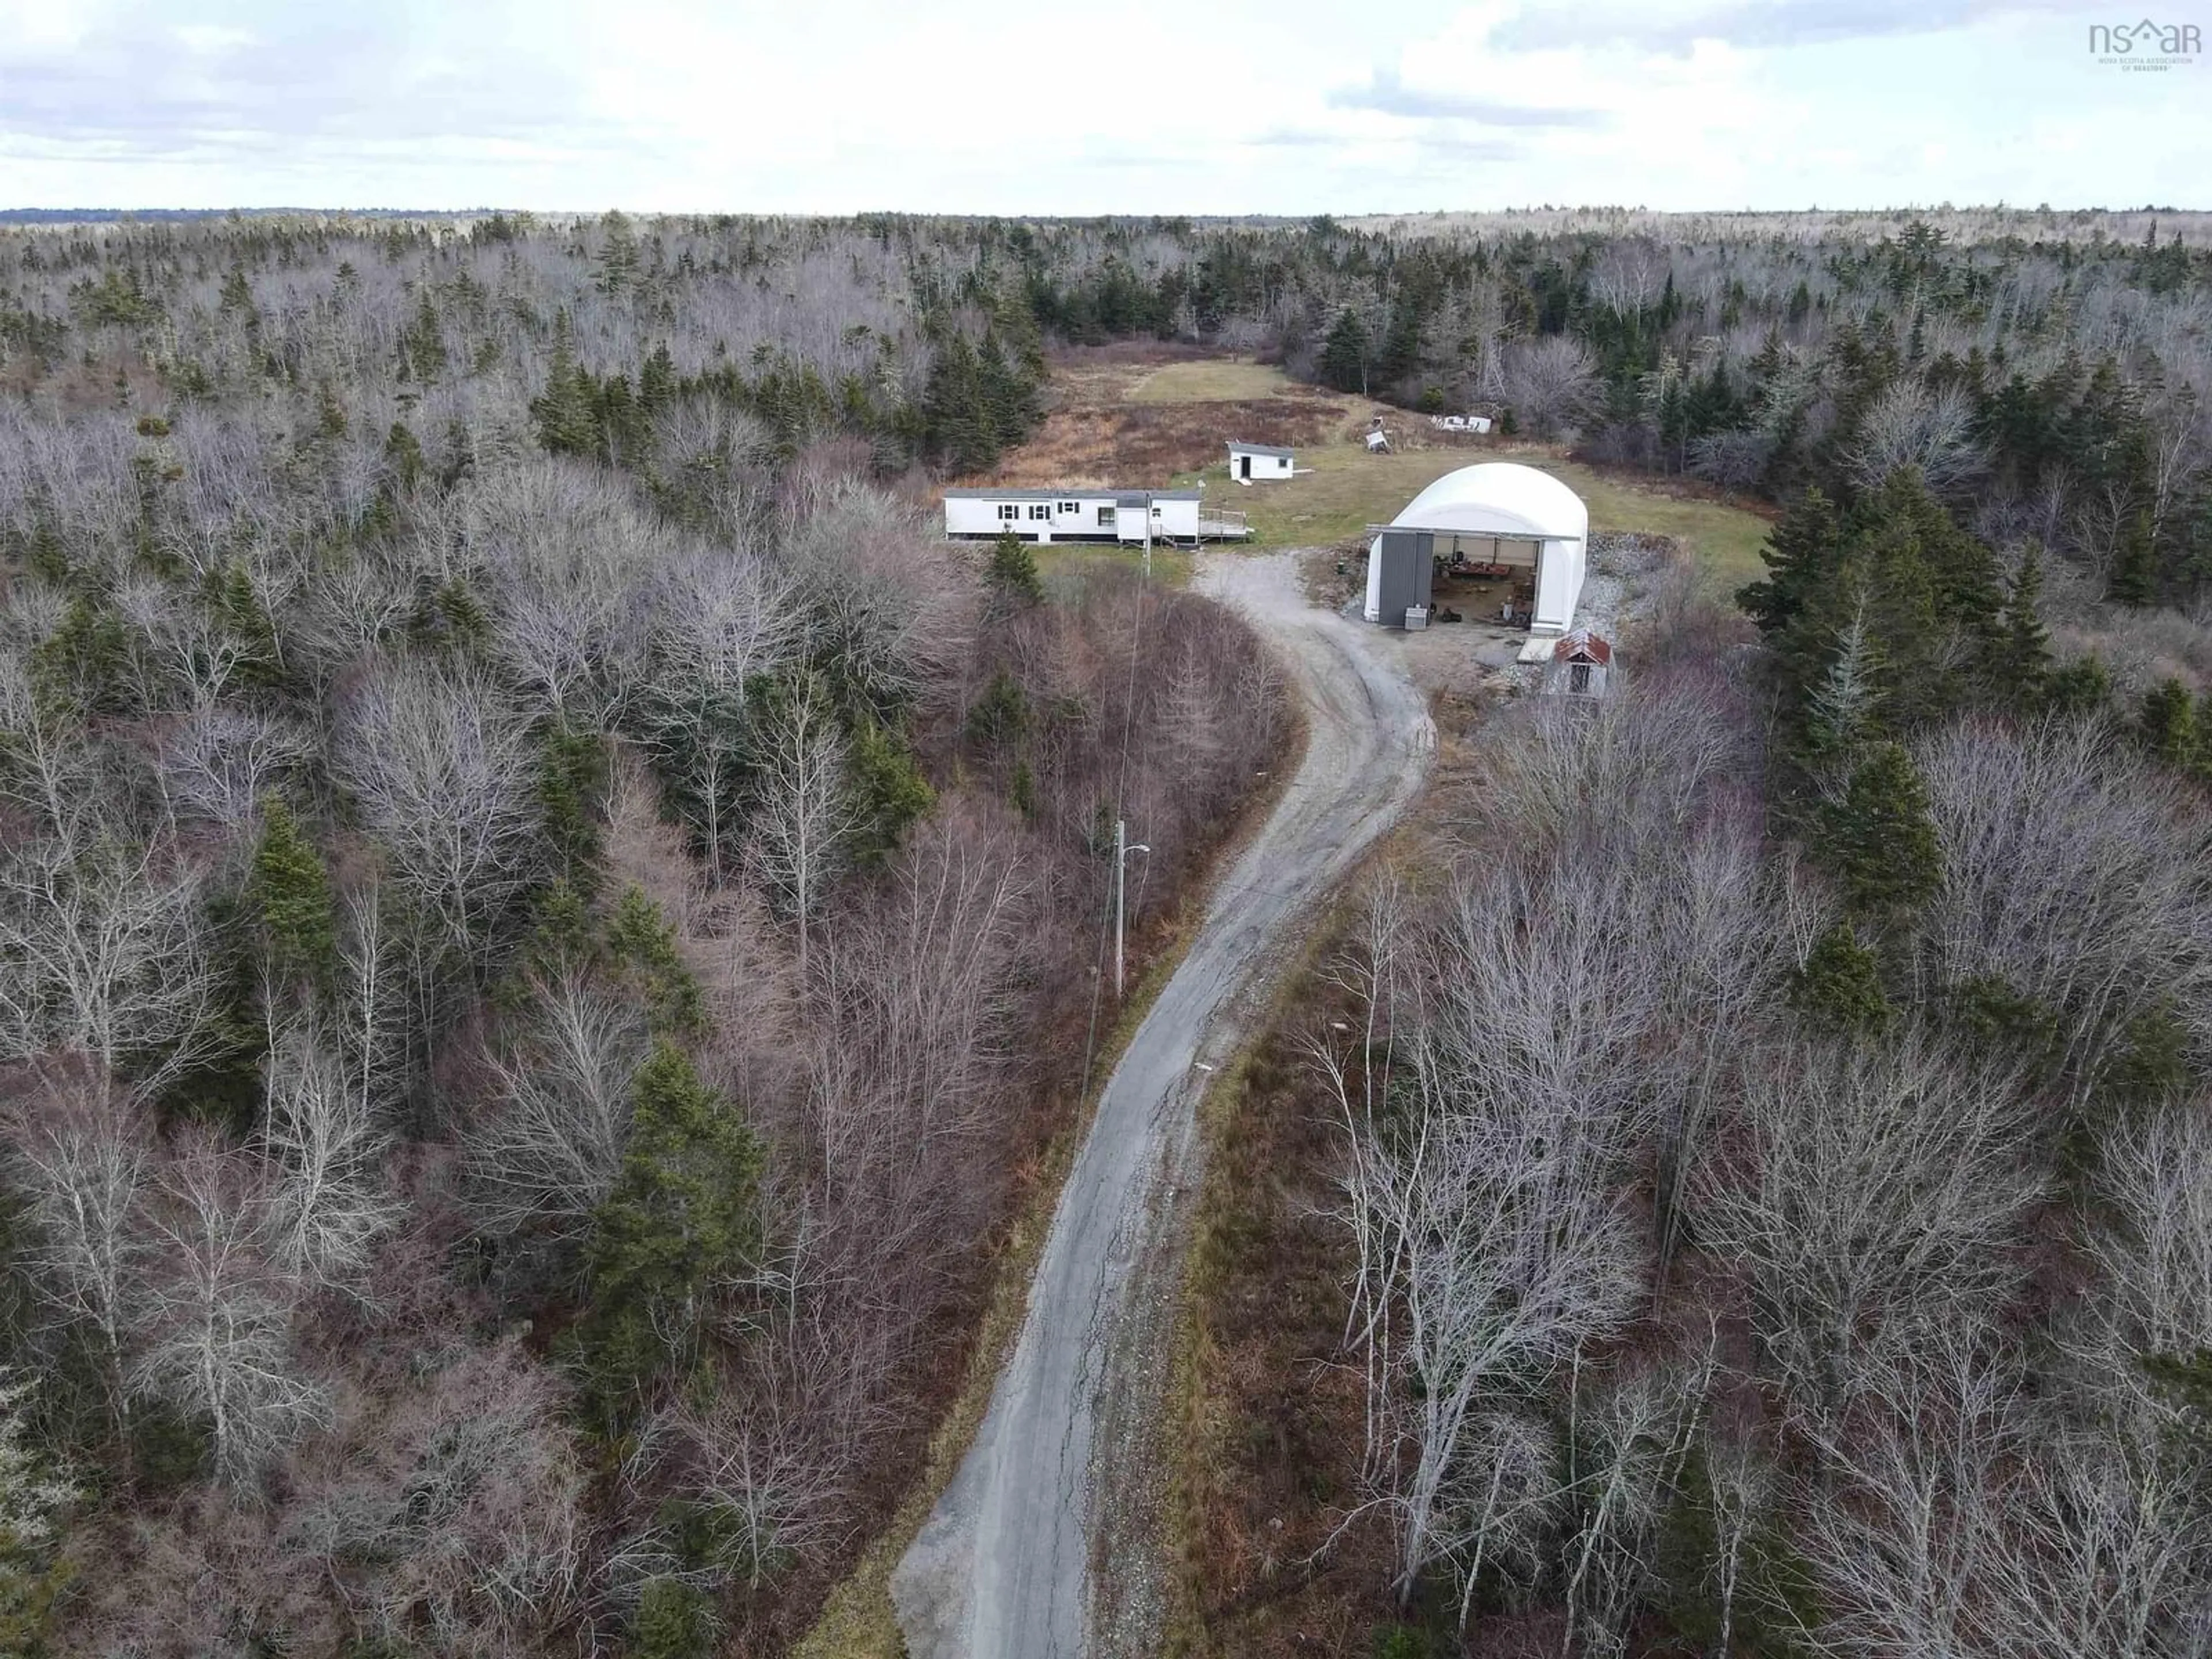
[1076,493,1157,1104]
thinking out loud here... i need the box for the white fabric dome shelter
[1366,462,1590,636]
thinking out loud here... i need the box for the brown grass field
[959,346,1356,495]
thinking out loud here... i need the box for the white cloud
[0,0,2198,211]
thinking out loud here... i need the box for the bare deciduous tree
[1688,426,1777,493]
[1499,335,1600,438]
[1912,718,2212,1103]
[463,457,664,726]
[1846,381,1987,497]
[157,702,313,833]
[133,1133,329,1484]
[1324,860,1657,1609]
[461,972,650,1259]
[332,654,541,958]
[0,828,215,1093]
[1697,1038,2044,1424]
[1560,1354,1714,1658]
[257,1020,400,1287]
[282,1338,588,1656]
[638,548,796,880]
[1,1060,151,1437]
[748,681,861,984]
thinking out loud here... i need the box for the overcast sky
[0,0,2203,213]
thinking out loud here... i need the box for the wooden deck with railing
[1197,507,1251,540]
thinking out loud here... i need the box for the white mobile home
[1226,440,1295,480]
[943,487,1215,545]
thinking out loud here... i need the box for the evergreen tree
[631,1576,713,1659]
[1947,974,2060,1069]
[2108,510,2159,607]
[400,291,446,384]
[248,797,336,993]
[991,285,1048,382]
[2104,1002,2192,1105]
[1318,307,1370,395]
[514,878,598,987]
[604,887,706,1037]
[847,720,935,865]
[1768,472,2003,743]
[598,372,650,464]
[206,559,284,691]
[639,343,679,418]
[1998,546,2052,702]
[1801,606,1888,759]
[530,310,601,459]
[1739,487,1842,635]
[411,574,490,651]
[538,724,609,889]
[986,529,1043,612]
[218,263,255,317]
[1812,740,1942,917]
[593,210,639,295]
[967,671,1029,747]
[1791,923,1895,1036]
[1376,296,1424,392]
[2137,677,2198,770]
[977,332,1036,453]
[382,421,425,493]
[2043,654,2112,720]
[576,1044,763,1411]
[1857,468,2003,657]
[29,594,130,717]
[922,332,997,475]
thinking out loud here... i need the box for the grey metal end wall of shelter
[1367,531,1434,627]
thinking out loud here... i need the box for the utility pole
[1113,818,1150,998]
[1141,490,1152,581]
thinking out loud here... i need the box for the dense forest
[2,207,2210,1657]
[1166,215,2212,1654]
[1264,471,2212,1654]
[0,214,1286,1656]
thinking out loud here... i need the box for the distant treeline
[5,209,2205,605]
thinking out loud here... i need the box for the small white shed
[1370,462,1589,636]
[1226,440,1294,481]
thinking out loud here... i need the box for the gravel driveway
[891,548,1435,1659]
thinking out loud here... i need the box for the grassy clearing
[1566,462,1775,592]
[1127,359,1304,403]
[1035,542,1195,590]
[1016,350,1774,590]
[1175,440,1774,593]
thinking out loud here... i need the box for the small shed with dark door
[1544,629,1614,698]
[1226,440,1296,481]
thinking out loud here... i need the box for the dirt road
[891,550,1433,1659]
